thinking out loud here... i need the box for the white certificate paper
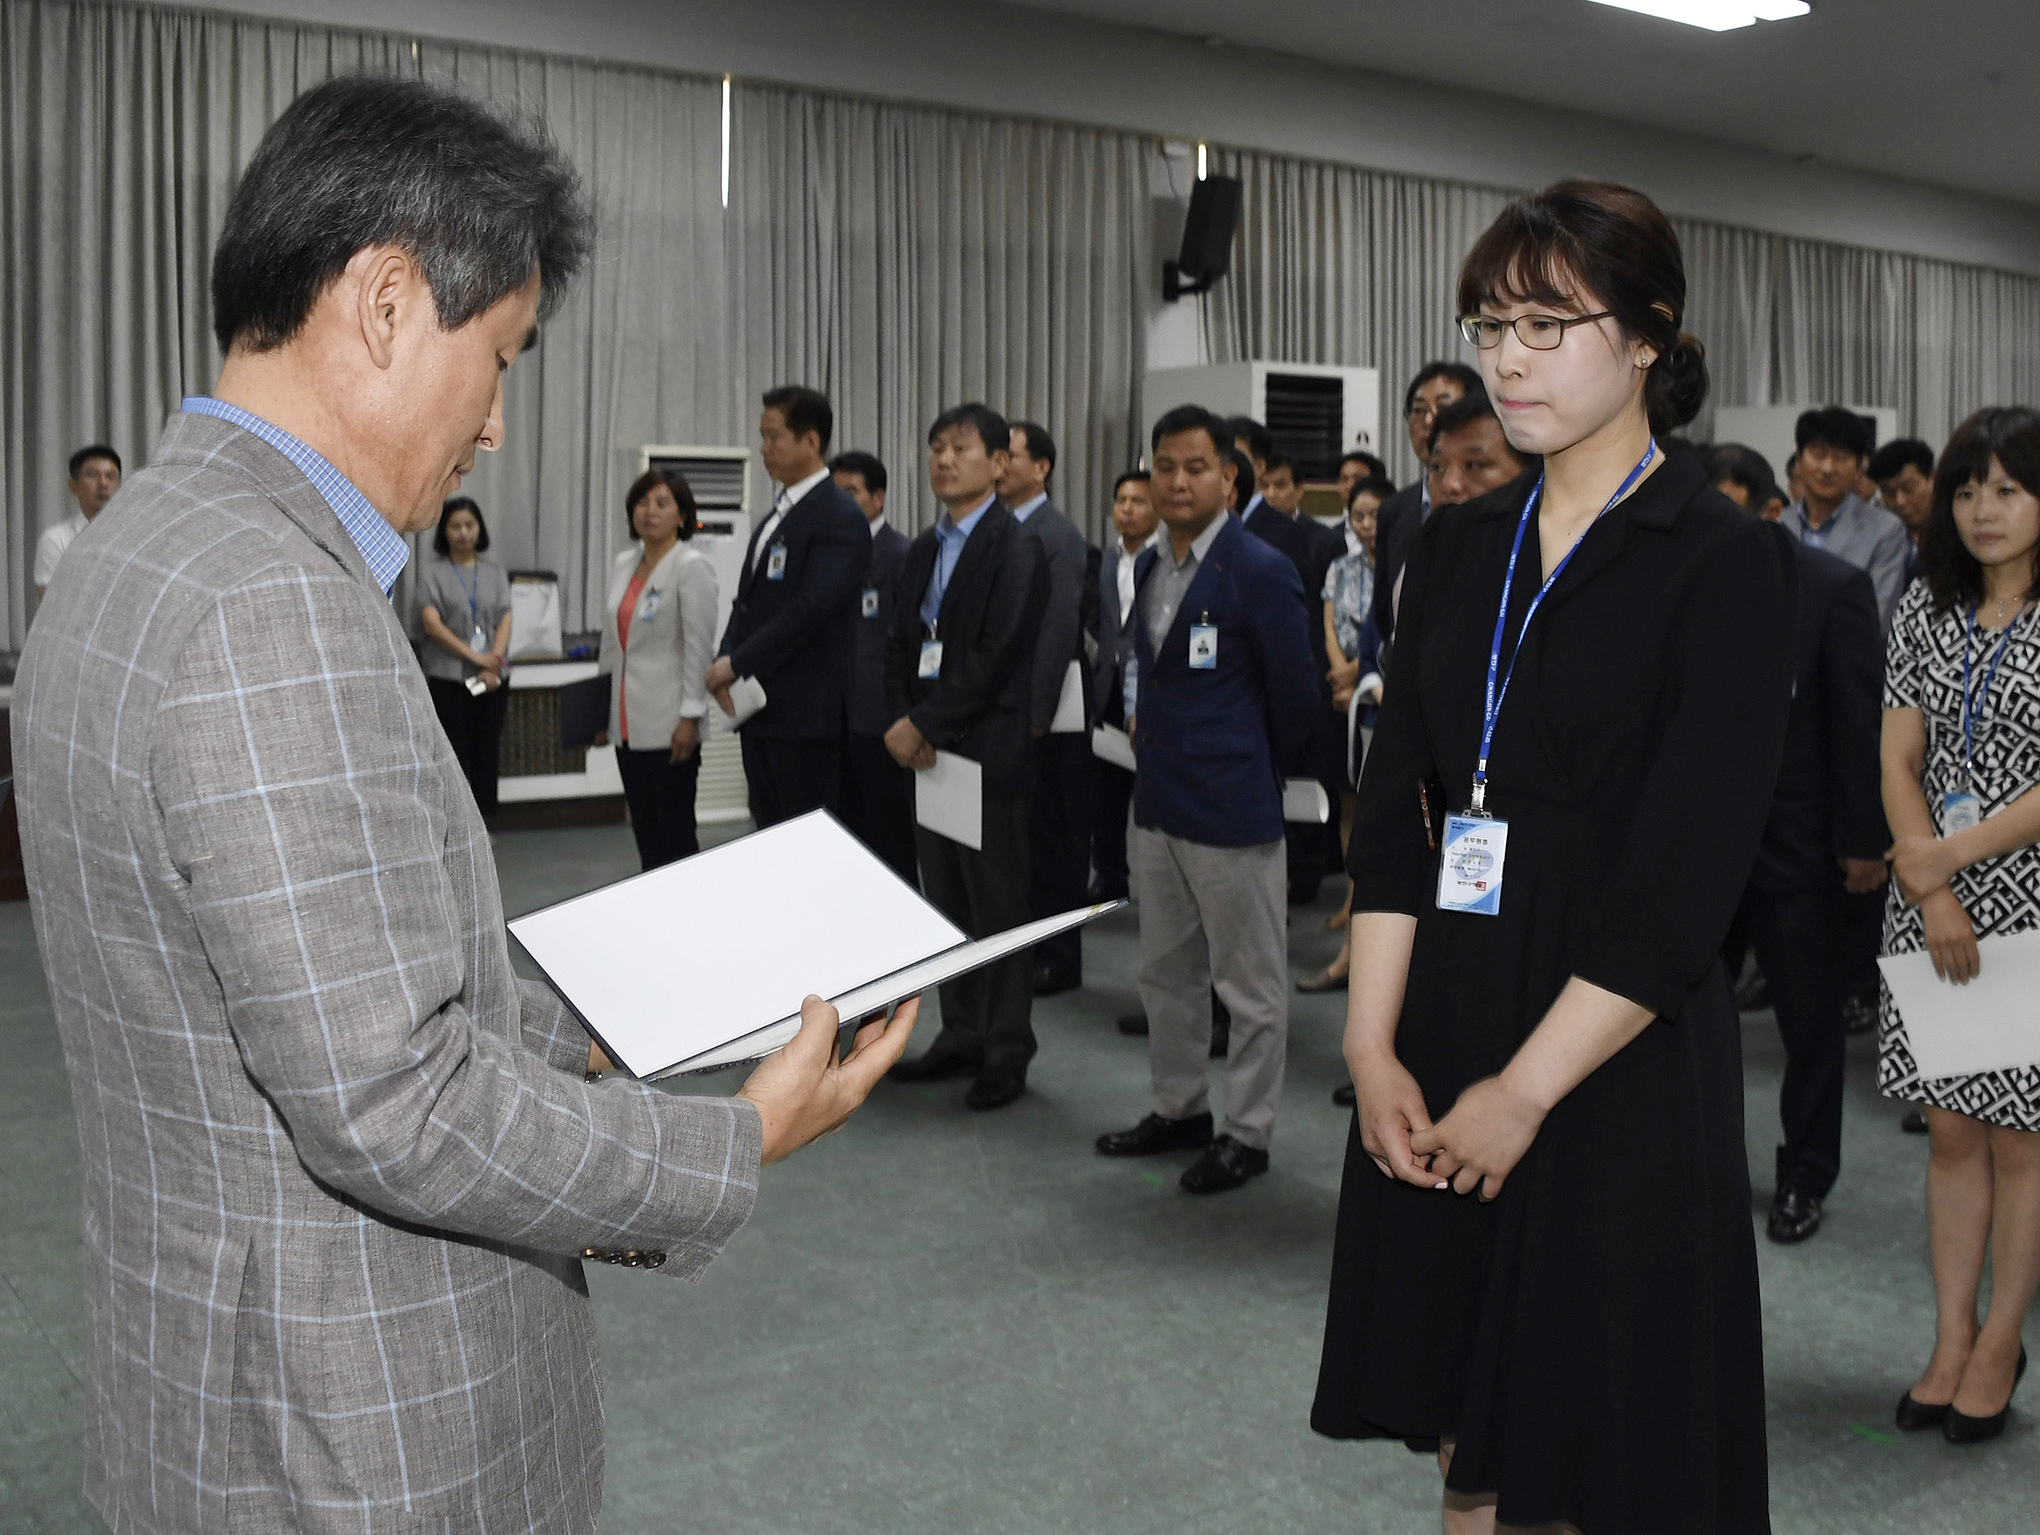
[1878,931,2040,1081]
[915,749,983,850]
[1049,660,1086,734]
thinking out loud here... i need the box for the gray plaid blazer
[14,411,763,1535]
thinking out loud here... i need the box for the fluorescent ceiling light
[1586,0,1811,31]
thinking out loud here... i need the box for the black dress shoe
[1331,1082,1356,1107]
[1943,1346,2028,1444]
[1032,960,1080,997]
[1766,1185,1823,1244]
[1095,1111,1214,1157]
[1901,1108,1929,1134]
[964,1066,1026,1111]
[887,1046,983,1083]
[1116,1012,1150,1037]
[1180,1134,1269,1193]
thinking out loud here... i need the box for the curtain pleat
[6,0,2038,645]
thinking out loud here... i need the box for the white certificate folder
[507,810,1122,1079]
[1878,931,2040,1081]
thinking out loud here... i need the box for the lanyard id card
[470,623,489,650]
[1436,813,1508,915]
[1952,604,2019,834]
[861,587,879,618]
[637,588,661,620]
[1188,620,1218,670]
[918,639,944,679]
[765,544,788,581]
[1943,792,1983,834]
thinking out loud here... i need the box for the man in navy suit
[831,450,917,883]
[1095,405,1318,1193]
[882,404,1048,1111]
[1002,420,1096,995]
[708,385,868,827]
[1089,470,1157,903]
[1711,444,1888,1245]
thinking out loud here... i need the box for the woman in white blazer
[599,467,719,869]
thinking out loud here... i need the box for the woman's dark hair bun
[1647,330,1709,434]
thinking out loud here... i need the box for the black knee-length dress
[1313,455,1796,1534]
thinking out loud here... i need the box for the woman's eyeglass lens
[1459,311,1613,350]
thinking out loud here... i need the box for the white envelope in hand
[916,750,983,850]
[724,675,767,729]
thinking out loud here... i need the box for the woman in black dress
[1313,180,1797,1533]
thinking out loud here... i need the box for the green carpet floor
[1,819,2031,1532]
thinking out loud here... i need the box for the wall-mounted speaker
[1164,174,1242,302]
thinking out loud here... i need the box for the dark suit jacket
[717,475,867,740]
[1238,494,1311,581]
[1091,542,1143,729]
[849,520,911,737]
[1130,516,1319,847]
[1752,540,1888,891]
[1371,480,1426,643]
[885,505,1048,798]
[1293,514,1345,691]
[1015,499,1091,730]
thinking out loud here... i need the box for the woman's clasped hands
[1354,1050,1547,1203]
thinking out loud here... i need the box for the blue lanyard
[1472,439,1657,813]
[453,560,481,625]
[1960,604,2021,787]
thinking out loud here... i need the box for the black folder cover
[557,673,612,751]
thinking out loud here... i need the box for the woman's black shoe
[1942,1346,2027,1445]
[1894,1391,1949,1431]
[1901,1107,1929,1134]
[1331,1082,1357,1107]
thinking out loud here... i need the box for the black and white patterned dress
[1879,581,2040,1129]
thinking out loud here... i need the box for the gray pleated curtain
[1207,146,2040,484]
[7,0,2040,646]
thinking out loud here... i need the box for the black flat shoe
[1032,961,1079,997]
[1901,1108,1929,1134]
[1179,1134,1268,1194]
[1095,1111,1214,1157]
[1116,1012,1149,1037]
[1943,1346,2027,1445]
[887,1045,983,1083]
[1331,1082,1356,1108]
[964,1066,1026,1111]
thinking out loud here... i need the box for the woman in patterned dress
[1881,405,2040,1444]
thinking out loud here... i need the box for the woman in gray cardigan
[415,497,514,817]
[599,467,719,869]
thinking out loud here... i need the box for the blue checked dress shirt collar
[919,493,995,632]
[180,396,410,595]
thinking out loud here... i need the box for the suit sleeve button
[645,1252,667,1269]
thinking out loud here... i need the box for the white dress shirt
[1008,493,1049,523]
[750,466,831,573]
[33,511,88,589]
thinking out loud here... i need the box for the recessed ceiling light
[1586,0,1811,30]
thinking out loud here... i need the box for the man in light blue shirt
[1779,406,1911,630]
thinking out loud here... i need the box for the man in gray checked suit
[12,77,911,1535]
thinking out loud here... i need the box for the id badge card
[765,544,788,581]
[469,623,489,650]
[1188,624,1218,670]
[637,589,661,620]
[1943,791,1983,834]
[861,587,879,618]
[1436,813,1508,916]
[918,639,944,679]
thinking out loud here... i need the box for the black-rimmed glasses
[1459,311,1614,350]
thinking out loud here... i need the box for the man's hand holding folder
[736,994,919,1162]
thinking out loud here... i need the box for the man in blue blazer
[707,385,868,827]
[1095,405,1318,1193]
[830,450,917,883]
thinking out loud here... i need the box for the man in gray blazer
[1779,405,1913,630]
[1003,421,1094,994]
[12,76,910,1535]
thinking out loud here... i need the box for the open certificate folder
[507,810,1123,1079]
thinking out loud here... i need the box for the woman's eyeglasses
[1458,311,1613,350]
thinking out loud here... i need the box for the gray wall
[195,0,2040,276]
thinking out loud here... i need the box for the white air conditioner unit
[1143,362,1382,478]
[637,444,758,825]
